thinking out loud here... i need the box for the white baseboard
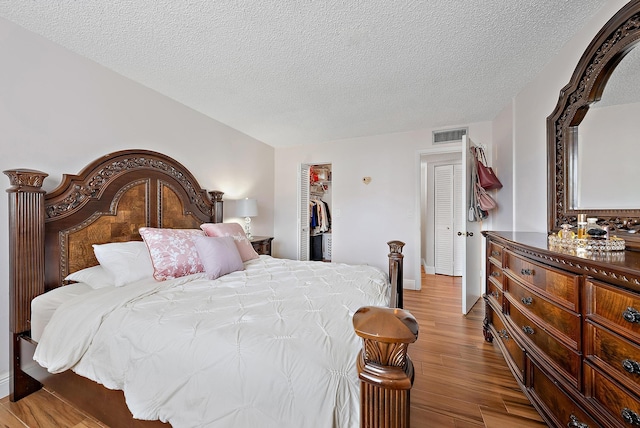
[403,279,416,290]
[0,371,9,399]
[423,261,435,275]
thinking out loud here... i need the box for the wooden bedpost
[353,306,418,428]
[387,240,404,308]
[208,190,224,223]
[5,169,48,401]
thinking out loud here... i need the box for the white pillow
[64,265,114,289]
[93,241,155,286]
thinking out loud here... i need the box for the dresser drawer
[488,242,503,266]
[505,251,579,311]
[487,280,503,309]
[529,359,598,428]
[507,301,581,386]
[488,308,525,382]
[586,279,640,342]
[506,277,581,349]
[586,322,640,396]
[487,260,503,289]
[585,364,640,427]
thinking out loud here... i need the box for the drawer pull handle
[498,329,510,340]
[522,326,535,335]
[623,307,640,324]
[622,359,640,375]
[489,291,500,299]
[520,268,534,276]
[567,414,589,428]
[490,271,501,277]
[621,408,640,426]
[491,250,501,257]
[521,296,533,305]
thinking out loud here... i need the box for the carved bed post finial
[5,169,48,190]
[5,169,48,400]
[208,190,224,223]
[388,240,405,308]
[353,306,418,428]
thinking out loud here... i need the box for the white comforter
[35,256,390,428]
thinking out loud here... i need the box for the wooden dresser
[483,231,640,428]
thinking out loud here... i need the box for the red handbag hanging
[474,147,503,190]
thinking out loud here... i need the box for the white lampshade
[236,198,258,217]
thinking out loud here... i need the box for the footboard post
[353,306,418,428]
[387,240,404,308]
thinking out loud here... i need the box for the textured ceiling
[0,1,608,147]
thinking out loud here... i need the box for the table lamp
[236,198,258,239]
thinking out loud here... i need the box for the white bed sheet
[34,256,390,428]
[31,282,94,342]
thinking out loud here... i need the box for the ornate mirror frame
[548,0,640,247]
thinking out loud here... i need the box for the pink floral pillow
[200,223,259,262]
[139,227,205,280]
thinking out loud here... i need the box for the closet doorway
[298,163,332,262]
[434,163,464,276]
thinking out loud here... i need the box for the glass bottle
[577,214,587,239]
[558,224,575,239]
[586,218,606,239]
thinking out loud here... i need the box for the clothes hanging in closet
[310,198,331,235]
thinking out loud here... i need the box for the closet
[308,164,332,261]
[434,164,463,276]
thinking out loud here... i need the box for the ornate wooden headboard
[5,149,223,336]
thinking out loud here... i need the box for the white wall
[491,100,514,231]
[0,17,274,397]
[509,0,629,232]
[273,122,492,287]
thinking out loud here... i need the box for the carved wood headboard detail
[5,149,223,335]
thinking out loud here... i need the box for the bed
[5,149,418,428]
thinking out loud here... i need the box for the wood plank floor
[0,273,547,427]
[407,273,546,427]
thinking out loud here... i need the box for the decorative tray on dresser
[482,231,640,428]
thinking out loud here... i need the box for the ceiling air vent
[432,128,467,144]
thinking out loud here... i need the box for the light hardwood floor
[407,273,546,427]
[0,273,547,427]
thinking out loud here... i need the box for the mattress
[34,256,390,428]
[31,282,94,342]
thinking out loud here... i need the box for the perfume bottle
[577,214,587,239]
[558,224,575,239]
[586,218,606,239]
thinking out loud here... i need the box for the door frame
[416,146,463,289]
[298,162,332,261]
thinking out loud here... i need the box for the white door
[298,164,310,261]
[434,165,454,275]
[460,135,483,314]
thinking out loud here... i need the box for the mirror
[576,47,640,209]
[547,0,640,248]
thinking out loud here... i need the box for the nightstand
[250,236,274,256]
